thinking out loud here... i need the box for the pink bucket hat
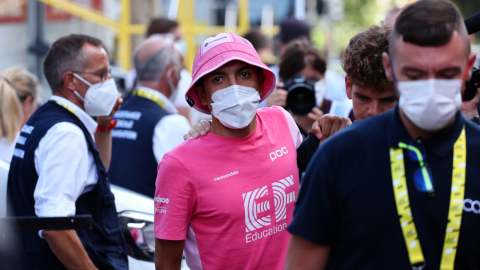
[185,32,277,114]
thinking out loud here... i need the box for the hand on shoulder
[311,114,352,143]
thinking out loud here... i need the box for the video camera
[284,75,316,116]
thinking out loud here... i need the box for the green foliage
[451,0,480,18]
[330,0,378,56]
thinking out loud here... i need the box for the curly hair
[279,38,326,82]
[342,22,393,92]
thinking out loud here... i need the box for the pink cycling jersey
[154,106,301,270]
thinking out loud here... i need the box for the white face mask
[73,74,119,116]
[314,79,327,107]
[211,85,261,129]
[398,79,462,131]
[166,68,180,102]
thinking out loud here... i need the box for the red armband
[96,119,117,132]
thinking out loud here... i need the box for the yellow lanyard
[389,126,466,270]
[51,99,78,118]
[132,88,166,109]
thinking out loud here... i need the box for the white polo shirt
[136,87,191,163]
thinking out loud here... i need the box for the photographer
[266,39,352,136]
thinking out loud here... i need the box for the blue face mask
[175,40,187,56]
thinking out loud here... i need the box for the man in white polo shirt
[7,34,127,269]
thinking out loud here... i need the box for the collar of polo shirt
[386,105,465,158]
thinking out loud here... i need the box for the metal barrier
[36,0,279,71]
[36,0,144,70]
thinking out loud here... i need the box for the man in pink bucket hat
[153,33,302,269]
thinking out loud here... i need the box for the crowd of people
[1,0,480,269]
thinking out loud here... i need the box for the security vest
[108,93,170,197]
[7,101,128,270]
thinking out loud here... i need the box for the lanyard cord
[389,126,466,270]
[50,99,78,118]
[132,88,166,109]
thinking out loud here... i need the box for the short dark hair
[146,18,179,38]
[43,34,105,93]
[279,38,326,82]
[390,0,469,56]
[243,30,270,51]
[342,22,393,93]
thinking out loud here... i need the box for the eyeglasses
[73,67,111,82]
[398,140,435,195]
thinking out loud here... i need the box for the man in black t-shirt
[286,1,480,269]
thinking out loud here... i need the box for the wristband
[96,119,117,132]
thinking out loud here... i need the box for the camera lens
[286,86,316,116]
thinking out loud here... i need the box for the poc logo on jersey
[154,197,169,204]
[270,147,288,162]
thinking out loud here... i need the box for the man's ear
[258,73,265,96]
[465,53,477,81]
[195,85,208,106]
[345,76,353,100]
[382,52,394,82]
[62,71,76,92]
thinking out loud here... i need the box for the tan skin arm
[94,95,123,170]
[43,230,97,270]
[284,234,330,270]
[155,239,185,270]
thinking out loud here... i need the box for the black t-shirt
[288,105,480,269]
[296,131,319,176]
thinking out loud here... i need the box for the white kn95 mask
[73,74,119,116]
[211,85,261,129]
[398,79,462,131]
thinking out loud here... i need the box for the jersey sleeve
[287,143,339,245]
[276,106,303,149]
[154,154,196,240]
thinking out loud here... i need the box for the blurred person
[266,17,312,84]
[296,22,396,174]
[277,17,311,54]
[272,38,351,136]
[7,34,127,269]
[286,1,480,269]
[146,17,183,43]
[154,33,302,270]
[243,29,276,66]
[0,68,41,163]
[108,36,190,198]
[125,17,193,122]
[0,79,22,163]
